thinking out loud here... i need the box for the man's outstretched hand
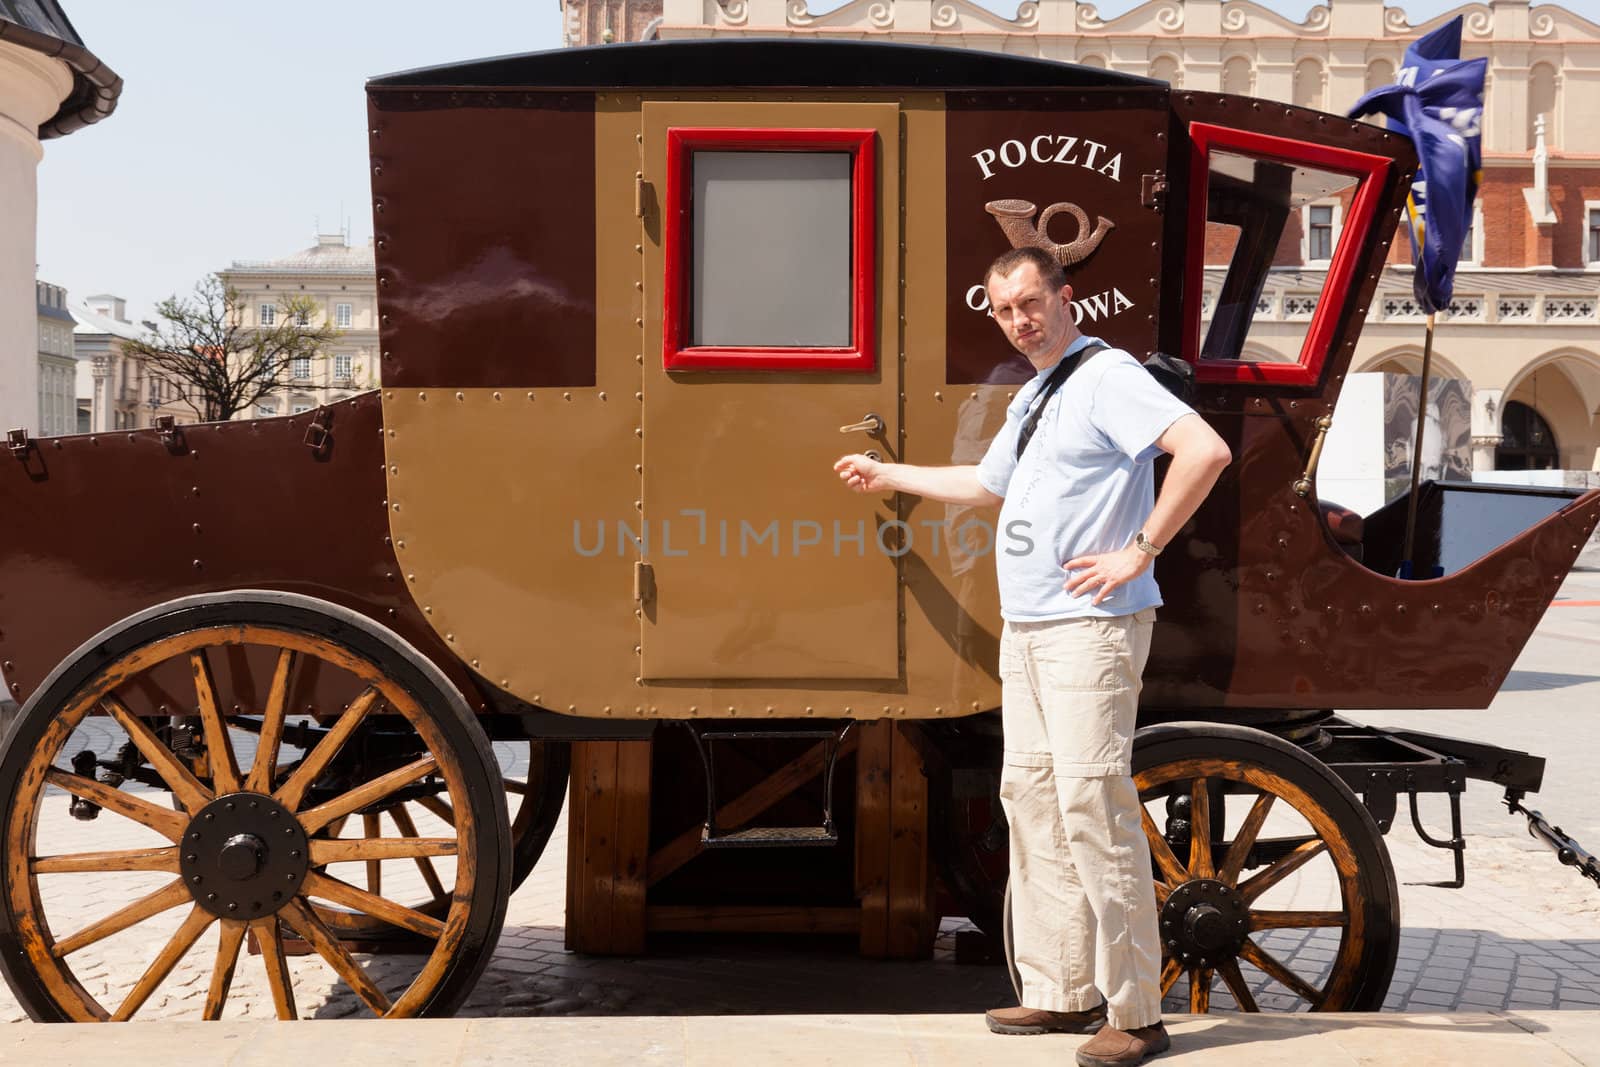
[834,454,891,493]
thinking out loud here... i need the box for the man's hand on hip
[1062,545,1153,606]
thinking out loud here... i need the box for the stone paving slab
[3,1012,1598,1066]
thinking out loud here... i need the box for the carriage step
[684,722,853,851]
[700,824,839,848]
[695,727,841,741]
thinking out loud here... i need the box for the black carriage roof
[369,39,1160,92]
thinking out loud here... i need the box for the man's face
[985,262,1074,363]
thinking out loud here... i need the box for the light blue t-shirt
[975,337,1196,622]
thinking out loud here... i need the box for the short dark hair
[984,247,1067,292]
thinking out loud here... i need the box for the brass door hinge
[634,560,656,604]
[635,175,650,219]
[1141,172,1168,212]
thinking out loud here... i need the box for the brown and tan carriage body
[3,41,1597,722]
[2,41,1599,1023]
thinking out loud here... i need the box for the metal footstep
[685,723,851,849]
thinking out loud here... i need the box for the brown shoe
[1075,1021,1171,1066]
[985,1003,1107,1035]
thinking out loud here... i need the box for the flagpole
[1400,311,1437,573]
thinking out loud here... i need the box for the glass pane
[691,151,852,348]
[1198,150,1360,364]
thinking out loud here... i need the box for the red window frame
[662,127,877,372]
[1185,123,1391,386]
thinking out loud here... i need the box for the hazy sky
[35,0,1588,324]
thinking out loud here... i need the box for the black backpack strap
[1015,342,1107,460]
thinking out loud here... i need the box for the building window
[1306,204,1337,262]
[256,402,278,418]
[291,402,314,415]
[1222,56,1252,96]
[294,307,310,327]
[260,304,276,327]
[291,356,312,380]
[1588,206,1600,265]
[336,303,352,328]
[1293,58,1325,110]
[334,353,353,381]
[1496,400,1559,471]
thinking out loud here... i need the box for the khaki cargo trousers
[998,607,1163,1030]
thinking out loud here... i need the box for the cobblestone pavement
[4,573,1600,1024]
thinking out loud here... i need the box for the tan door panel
[639,100,902,681]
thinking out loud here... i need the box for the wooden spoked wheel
[0,594,510,1021]
[1132,724,1399,1013]
[308,737,566,940]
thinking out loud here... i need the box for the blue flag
[1348,16,1485,315]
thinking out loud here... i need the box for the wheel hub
[182,792,309,919]
[1160,878,1249,967]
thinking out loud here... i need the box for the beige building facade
[71,294,189,433]
[217,233,379,418]
[35,280,76,436]
[563,0,1600,495]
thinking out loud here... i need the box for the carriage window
[663,127,876,372]
[1187,124,1390,386]
[693,152,851,347]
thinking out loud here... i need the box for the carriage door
[635,101,902,681]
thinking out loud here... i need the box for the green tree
[123,274,342,423]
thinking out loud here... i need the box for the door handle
[839,412,885,436]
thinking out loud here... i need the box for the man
[834,246,1230,1067]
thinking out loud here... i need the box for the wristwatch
[1134,531,1163,557]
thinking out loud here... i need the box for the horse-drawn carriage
[2,38,1596,1021]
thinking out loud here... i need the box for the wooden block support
[856,721,936,960]
[565,739,652,954]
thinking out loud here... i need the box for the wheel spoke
[44,768,188,842]
[274,687,380,812]
[1218,959,1259,1012]
[52,879,191,957]
[503,777,528,796]
[245,649,297,794]
[302,871,445,939]
[1159,955,1182,997]
[310,837,458,865]
[414,794,456,826]
[1140,806,1188,886]
[100,696,212,814]
[279,898,393,1016]
[1218,792,1276,886]
[362,813,383,896]
[389,805,447,901]
[1240,937,1325,1007]
[1189,778,1214,879]
[297,756,439,835]
[1249,910,1347,930]
[33,846,179,874]
[203,919,248,1021]
[1189,967,1212,1013]
[250,918,298,1020]
[112,904,214,1021]
[1238,839,1327,903]
[191,650,241,794]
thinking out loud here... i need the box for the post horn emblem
[985,199,1115,267]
